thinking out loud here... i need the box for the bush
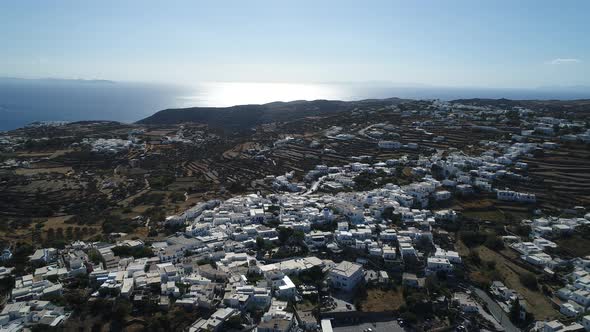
[513,225,532,237]
[298,266,325,286]
[132,192,165,206]
[88,249,102,264]
[467,250,482,266]
[519,272,538,291]
[148,173,175,189]
[277,227,294,244]
[486,260,497,270]
[112,299,132,322]
[102,214,137,234]
[460,231,487,247]
[169,192,185,203]
[144,207,166,223]
[400,311,417,324]
[484,234,504,250]
[112,245,154,258]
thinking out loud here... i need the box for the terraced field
[518,143,590,209]
[172,112,522,200]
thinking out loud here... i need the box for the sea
[1,78,589,131]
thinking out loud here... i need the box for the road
[472,287,521,332]
[357,124,379,140]
[303,175,327,196]
[331,321,404,332]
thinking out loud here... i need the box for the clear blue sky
[1,0,589,88]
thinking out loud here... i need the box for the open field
[452,197,535,225]
[358,288,404,312]
[458,240,559,320]
[15,166,73,175]
[554,231,590,258]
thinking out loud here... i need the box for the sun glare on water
[179,82,343,107]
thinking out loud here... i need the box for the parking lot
[331,321,404,332]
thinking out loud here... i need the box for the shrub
[400,311,417,324]
[169,192,185,203]
[467,250,481,266]
[519,272,538,291]
[484,234,504,250]
[460,231,487,247]
[112,246,154,258]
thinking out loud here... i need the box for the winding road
[472,287,520,332]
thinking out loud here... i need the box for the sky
[1,0,589,88]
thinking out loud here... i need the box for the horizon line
[1,76,590,92]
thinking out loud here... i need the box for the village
[0,98,589,331]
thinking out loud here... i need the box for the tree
[168,192,185,203]
[46,228,55,239]
[460,231,487,247]
[431,163,445,180]
[382,207,401,226]
[278,227,294,245]
[467,250,481,266]
[256,237,265,251]
[513,224,532,237]
[298,266,325,286]
[484,233,504,250]
[506,110,521,123]
[510,298,522,323]
[400,311,417,324]
[63,289,88,312]
[519,272,538,291]
[292,230,305,245]
[88,249,102,265]
[112,245,154,258]
[112,299,132,322]
[382,207,395,220]
[353,171,376,191]
[65,226,73,239]
[224,315,243,330]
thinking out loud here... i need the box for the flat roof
[331,321,404,332]
[332,261,362,277]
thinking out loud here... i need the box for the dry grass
[42,215,74,229]
[222,141,263,159]
[15,166,73,175]
[13,149,73,159]
[453,198,496,210]
[555,235,590,257]
[359,288,404,312]
[460,240,559,320]
[461,210,506,222]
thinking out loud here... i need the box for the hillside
[136,98,406,130]
[452,98,590,115]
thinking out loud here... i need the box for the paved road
[472,287,520,332]
[331,321,404,332]
[357,124,380,140]
[303,175,327,196]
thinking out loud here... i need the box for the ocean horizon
[1,78,589,131]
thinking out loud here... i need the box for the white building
[427,257,453,275]
[378,141,401,149]
[329,261,364,291]
[434,190,451,201]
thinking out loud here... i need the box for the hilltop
[451,98,590,115]
[137,98,407,130]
